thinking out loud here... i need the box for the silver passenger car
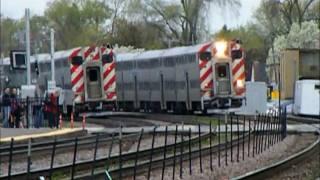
[116,44,208,112]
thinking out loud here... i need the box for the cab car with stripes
[69,45,116,112]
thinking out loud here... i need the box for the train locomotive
[3,39,245,114]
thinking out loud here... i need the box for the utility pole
[0,0,2,94]
[50,28,55,82]
[25,8,31,85]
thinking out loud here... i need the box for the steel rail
[0,131,216,179]
[232,127,320,180]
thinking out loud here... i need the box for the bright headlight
[236,79,244,88]
[214,41,228,58]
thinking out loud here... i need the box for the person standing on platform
[34,87,44,128]
[2,88,11,128]
[53,91,59,128]
[47,93,54,128]
[14,101,22,128]
[10,88,18,128]
[48,93,58,128]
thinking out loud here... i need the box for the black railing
[0,107,289,180]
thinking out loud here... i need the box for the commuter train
[3,40,245,114]
[114,40,245,113]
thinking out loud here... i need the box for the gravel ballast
[133,134,318,180]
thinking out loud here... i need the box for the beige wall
[280,50,299,99]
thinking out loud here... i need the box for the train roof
[1,48,78,65]
[1,43,211,65]
[116,43,210,62]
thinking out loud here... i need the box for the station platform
[79,111,146,118]
[0,128,85,142]
[0,122,103,142]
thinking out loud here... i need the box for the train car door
[85,63,103,100]
[134,74,139,109]
[215,63,231,96]
[185,72,191,110]
[160,73,165,110]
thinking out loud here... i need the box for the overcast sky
[0,0,262,33]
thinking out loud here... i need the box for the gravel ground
[0,134,191,176]
[86,117,171,128]
[266,144,320,180]
[134,134,318,180]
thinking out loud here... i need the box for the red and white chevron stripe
[102,49,117,101]
[230,41,245,96]
[69,46,97,104]
[199,43,213,98]
[83,46,97,62]
[69,47,84,103]
[232,57,245,96]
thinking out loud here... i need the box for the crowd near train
[2,39,246,115]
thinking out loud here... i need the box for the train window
[177,81,185,89]
[176,56,182,64]
[40,63,49,72]
[217,65,228,78]
[231,49,242,59]
[117,62,123,70]
[150,59,159,68]
[164,57,175,67]
[124,61,134,70]
[138,60,146,69]
[150,82,160,90]
[88,68,98,82]
[190,80,199,89]
[71,56,83,65]
[55,60,63,68]
[199,52,211,61]
[165,81,176,90]
[62,59,68,67]
[102,54,113,63]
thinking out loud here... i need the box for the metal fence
[0,107,288,179]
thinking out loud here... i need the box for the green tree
[0,17,24,56]
[45,0,111,50]
[126,0,241,46]
[254,0,318,37]
[107,18,164,49]
[266,21,320,82]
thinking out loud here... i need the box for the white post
[50,28,55,82]
[25,9,31,85]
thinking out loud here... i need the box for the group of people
[1,87,59,129]
[2,88,22,128]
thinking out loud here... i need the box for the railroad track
[0,132,140,162]
[232,124,320,180]
[3,112,315,179]
[77,133,250,179]
[0,128,227,180]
